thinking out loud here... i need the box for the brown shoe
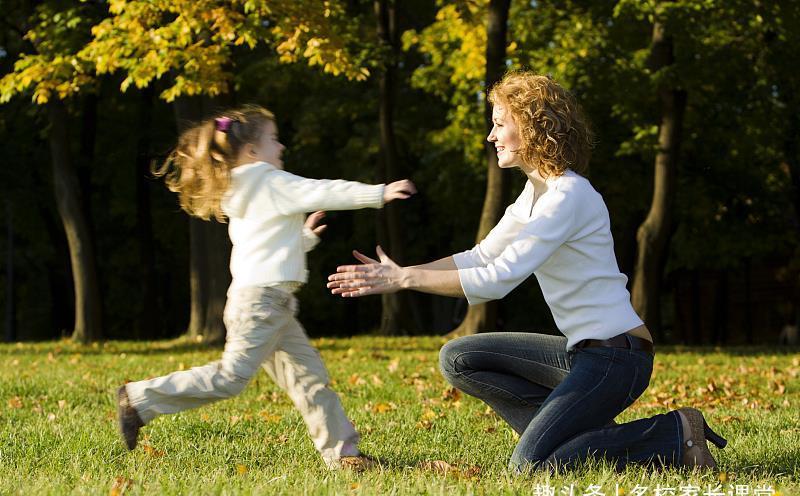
[676,408,727,469]
[333,455,380,472]
[117,385,144,450]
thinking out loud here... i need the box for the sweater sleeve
[263,170,385,215]
[301,226,321,252]
[452,182,531,269]
[457,188,577,305]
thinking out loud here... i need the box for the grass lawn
[2,336,798,495]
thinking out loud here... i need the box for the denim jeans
[439,332,683,472]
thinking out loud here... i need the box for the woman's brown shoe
[676,407,727,469]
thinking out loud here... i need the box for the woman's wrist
[399,267,415,290]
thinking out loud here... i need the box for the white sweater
[453,171,643,349]
[221,162,385,291]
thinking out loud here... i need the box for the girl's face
[487,104,523,169]
[245,120,285,168]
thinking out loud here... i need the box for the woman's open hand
[327,246,407,297]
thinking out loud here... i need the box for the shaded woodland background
[1,0,798,346]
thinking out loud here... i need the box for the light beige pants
[125,286,360,464]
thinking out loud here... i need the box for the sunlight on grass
[1,337,797,495]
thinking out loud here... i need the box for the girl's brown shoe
[117,386,144,450]
[334,455,380,472]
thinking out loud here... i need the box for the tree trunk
[172,95,231,344]
[4,201,15,342]
[48,100,103,342]
[448,0,512,338]
[374,0,419,334]
[135,86,160,339]
[630,18,687,335]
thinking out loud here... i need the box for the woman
[326,72,726,472]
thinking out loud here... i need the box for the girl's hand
[304,211,327,236]
[327,246,406,297]
[383,180,417,203]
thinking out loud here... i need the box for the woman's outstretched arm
[327,247,464,298]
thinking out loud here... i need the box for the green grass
[1,336,798,495]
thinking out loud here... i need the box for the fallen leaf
[109,476,133,496]
[370,374,384,386]
[258,411,282,423]
[47,413,56,421]
[58,400,67,409]
[369,402,396,413]
[418,460,456,474]
[8,397,22,409]
[348,374,366,386]
[387,359,400,373]
[143,445,164,457]
[236,464,247,475]
[461,465,481,478]
[441,387,461,402]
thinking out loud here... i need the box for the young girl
[116,105,416,470]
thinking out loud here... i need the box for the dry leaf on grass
[7,396,22,409]
[418,460,456,474]
[142,445,164,457]
[258,411,282,423]
[348,374,366,386]
[367,402,396,413]
[109,476,133,496]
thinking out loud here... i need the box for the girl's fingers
[313,225,327,235]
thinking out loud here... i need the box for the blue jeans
[439,332,683,472]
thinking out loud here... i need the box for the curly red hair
[489,72,594,177]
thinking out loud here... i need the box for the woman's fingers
[376,245,388,263]
[334,264,372,274]
[352,250,379,264]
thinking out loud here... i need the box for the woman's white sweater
[454,171,643,349]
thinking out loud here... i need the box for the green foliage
[0,2,97,104]
[402,1,491,170]
[81,0,372,102]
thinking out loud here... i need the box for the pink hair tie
[214,116,234,132]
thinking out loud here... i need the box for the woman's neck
[522,166,548,194]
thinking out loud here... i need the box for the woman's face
[247,120,285,168]
[487,104,523,169]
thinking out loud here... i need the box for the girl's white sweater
[221,162,385,291]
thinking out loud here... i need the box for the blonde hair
[154,105,275,221]
[489,72,594,177]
